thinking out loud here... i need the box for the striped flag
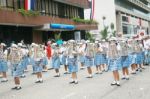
[24,0,35,10]
[90,0,95,20]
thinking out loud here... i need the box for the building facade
[0,0,98,44]
[115,0,150,37]
[85,0,150,39]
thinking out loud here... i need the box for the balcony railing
[127,0,150,12]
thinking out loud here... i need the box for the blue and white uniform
[9,45,23,77]
[107,41,121,71]
[84,43,94,67]
[67,43,78,73]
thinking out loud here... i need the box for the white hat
[63,41,67,45]
[102,39,106,42]
[109,37,117,41]
[69,40,75,42]
[11,44,18,48]
[18,43,22,46]
[47,41,51,45]
[1,43,6,46]
[86,40,90,43]
[52,43,57,46]
[95,41,98,43]
[31,43,36,46]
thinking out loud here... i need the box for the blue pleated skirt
[0,60,8,72]
[94,53,106,66]
[129,53,137,65]
[121,56,130,68]
[11,62,23,77]
[85,56,94,67]
[108,58,122,71]
[136,52,144,64]
[68,58,78,73]
[52,56,60,69]
[79,55,85,63]
[34,61,43,73]
[61,55,68,65]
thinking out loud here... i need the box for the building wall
[84,0,116,40]
[115,0,150,36]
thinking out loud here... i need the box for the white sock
[16,84,21,87]
[116,81,120,84]
[39,78,43,81]
[89,74,92,77]
[74,79,78,82]
[126,75,129,78]
[122,75,125,78]
[2,78,7,81]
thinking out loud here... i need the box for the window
[0,0,6,7]
[17,0,25,9]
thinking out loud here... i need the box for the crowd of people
[0,35,150,90]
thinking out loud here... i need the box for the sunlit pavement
[0,65,150,99]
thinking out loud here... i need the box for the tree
[85,32,94,42]
[54,33,61,41]
[110,23,116,37]
[100,26,109,40]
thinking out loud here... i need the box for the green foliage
[18,9,40,17]
[72,17,98,24]
[54,33,61,41]
[110,23,116,37]
[100,26,109,40]
[112,30,116,37]
[110,23,114,30]
[85,32,94,42]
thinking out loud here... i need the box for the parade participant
[61,42,69,74]
[45,41,52,70]
[128,38,138,74]
[78,41,86,70]
[51,43,61,77]
[135,39,144,72]
[143,36,150,65]
[107,37,121,86]
[101,40,109,72]
[28,43,36,74]
[18,43,27,78]
[9,44,23,90]
[42,45,48,72]
[94,41,103,74]
[68,40,78,84]
[0,43,8,82]
[118,38,130,80]
[33,44,44,83]
[85,41,94,78]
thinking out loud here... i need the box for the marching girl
[0,43,8,82]
[143,36,150,65]
[118,39,130,80]
[28,43,37,74]
[18,43,27,78]
[51,43,61,77]
[42,45,48,72]
[84,41,95,78]
[67,40,78,84]
[94,41,103,74]
[135,39,144,72]
[61,42,69,74]
[128,39,138,74]
[107,37,121,86]
[78,42,86,70]
[33,44,44,83]
[101,40,109,72]
[9,44,23,90]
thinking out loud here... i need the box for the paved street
[0,65,150,99]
